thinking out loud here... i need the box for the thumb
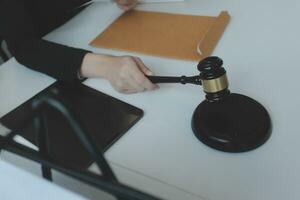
[133,57,154,76]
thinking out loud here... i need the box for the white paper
[77,0,184,10]
[136,0,185,2]
[93,0,184,3]
[86,0,184,6]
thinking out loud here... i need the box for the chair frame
[0,37,9,62]
[0,92,163,200]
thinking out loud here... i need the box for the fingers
[119,56,158,93]
[131,57,159,91]
[105,56,159,94]
[133,57,153,76]
[130,71,158,92]
[113,77,145,94]
[114,0,138,11]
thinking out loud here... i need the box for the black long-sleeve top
[0,0,92,82]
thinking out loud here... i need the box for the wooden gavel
[148,56,272,153]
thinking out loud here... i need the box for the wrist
[80,53,115,79]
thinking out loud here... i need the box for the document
[90,10,230,61]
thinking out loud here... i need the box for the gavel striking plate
[147,57,271,153]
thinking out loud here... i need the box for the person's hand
[113,0,138,11]
[80,53,159,94]
[103,55,159,94]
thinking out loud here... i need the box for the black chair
[0,36,9,62]
[0,92,163,200]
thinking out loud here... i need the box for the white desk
[0,159,87,200]
[1,1,300,200]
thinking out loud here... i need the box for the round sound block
[192,93,271,152]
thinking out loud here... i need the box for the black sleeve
[0,0,90,82]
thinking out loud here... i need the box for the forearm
[0,0,91,82]
[7,37,90,82]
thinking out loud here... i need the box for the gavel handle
[146,75,202,85]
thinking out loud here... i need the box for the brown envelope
[90,10,230,61]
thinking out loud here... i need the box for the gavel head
[197,56,230,102]
[192,56,272,153]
